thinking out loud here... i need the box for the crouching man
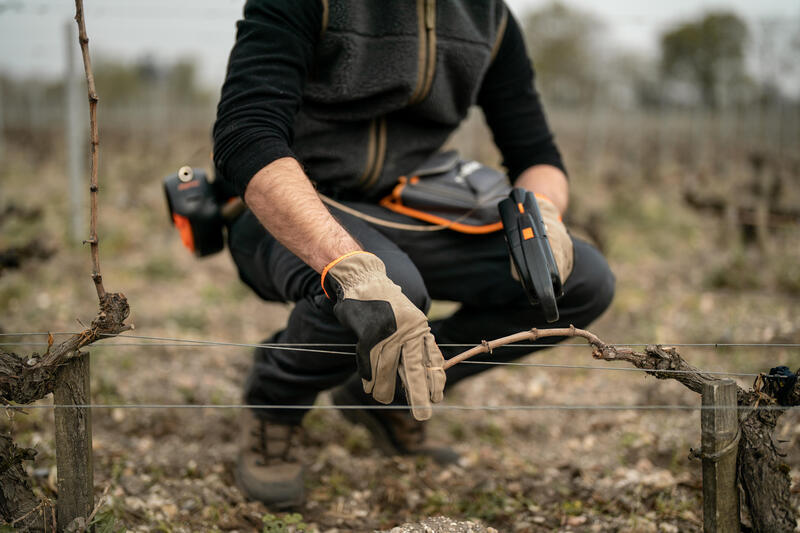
[213,0,615,507]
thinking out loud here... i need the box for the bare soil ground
[1,116,799,532]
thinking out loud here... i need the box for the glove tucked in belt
[322,251,446,420]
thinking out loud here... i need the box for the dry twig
[74,0,104,300]
[446,326,720,393]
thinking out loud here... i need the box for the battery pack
[163,166,225,257]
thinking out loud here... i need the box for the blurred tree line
[518,2,800,295]
[522,1,799,111]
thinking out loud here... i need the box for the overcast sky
[0,0,798,89]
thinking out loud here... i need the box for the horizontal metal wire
[4,346,796,378]
[7,340,796,352]
[2,334,796,379]
[0,345,776,378]
[4,403,799,412]
[0,350,780,379]
[1,331,799,348]
[1,339,354,356]
[3,340,800,349]
[0,341,628,349]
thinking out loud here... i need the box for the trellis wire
[0,344,782,379]
[2,335,797,409]
[2,333,797,380]
[5,403,800,411]
[1,331,799,348]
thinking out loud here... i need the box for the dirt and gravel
[1,118,799,531]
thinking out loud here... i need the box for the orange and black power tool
[163,166,244,257]
[498,188,563,323]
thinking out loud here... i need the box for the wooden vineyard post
[53,352,94,530]
[701,379,739,533]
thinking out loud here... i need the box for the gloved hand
[322,251,446,420]
[536,194,573,283]
[510,194,574,284]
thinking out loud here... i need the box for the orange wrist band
[320,250,371,299]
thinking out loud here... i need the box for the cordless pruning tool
[498,188,563,323]
[163,166,243,257]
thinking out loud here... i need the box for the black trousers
[228,202,615,424]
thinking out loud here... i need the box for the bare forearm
[243,157,361,272]
[513,164,569,214]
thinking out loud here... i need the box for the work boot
[331,383,460,465]
[235,408,305,508]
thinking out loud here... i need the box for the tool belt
[379,151,510,234]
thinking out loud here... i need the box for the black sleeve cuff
[217,135,297,197]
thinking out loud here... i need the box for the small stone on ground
[381,515,497,533]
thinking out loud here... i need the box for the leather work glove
[511,194,574,285]
[322,251,446,420]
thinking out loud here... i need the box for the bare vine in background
[0,1,131,529]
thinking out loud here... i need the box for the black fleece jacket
[213,0,565,196]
